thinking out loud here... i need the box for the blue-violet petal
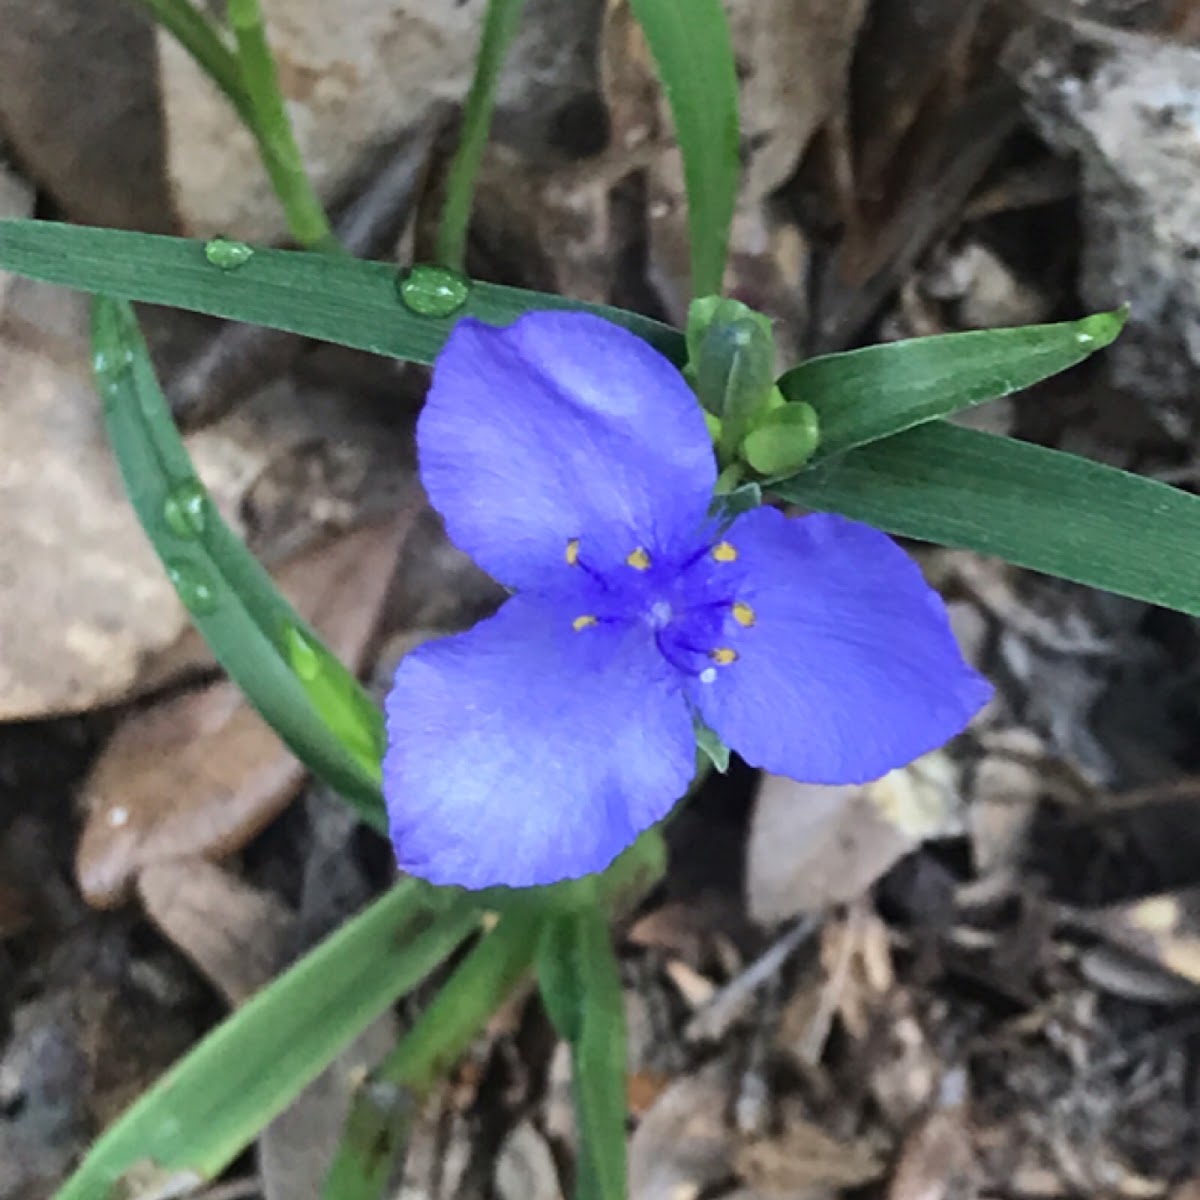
[689,508,991,782]
[418,312,717,588]
[384,593,696,889]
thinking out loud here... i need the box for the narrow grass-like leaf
[436,0,528,270]
[53,884,479,1200]
[538,907,628,1200]
[92,296,387,826]
[0,220,685,363]
[227,0,339,251]
[625,0,740,298]
[772,421,1200,617]
[131,0,254,129]
[778,310,1127,461]
[323,910,542,1200]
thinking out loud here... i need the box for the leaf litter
[9,1,1200,1198]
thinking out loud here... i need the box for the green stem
[226,0,341,252]
[433,0,528,270]
[132,0,257,131]
[321,909,543,1199]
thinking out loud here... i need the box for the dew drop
[92,345,134,378]
[1076,331,1095,345]
[162,479,209,540]
[699,667,717,684]
[165,559,219,615]
[282,623,323,681]
[204,237,255,270]
[396,265,470,318]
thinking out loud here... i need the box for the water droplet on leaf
[204,237,255,270]
[397,265,470,318]
[162,479,209,540]
[165,560,218,615]
[281,623,323,681]
[1076,331,1095,345]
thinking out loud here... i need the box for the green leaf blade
[323,910,542,1200]
[92,295,387,827]
[779,310,1128,461]
[773,420,1200,617]
[0,220,685,364]
[54,886,478,1200]
[537,908,628,1200]
[627,0,739,298]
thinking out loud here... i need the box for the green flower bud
[739,400,822,477]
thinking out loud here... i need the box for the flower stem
[132,0,255,129]
[226,0,342,252]
[320,909,543,1199]
[433,0,528,271]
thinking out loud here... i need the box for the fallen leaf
[75,519,408,908]
[496,1121,565,1200]
[137,860,294,1005]
[0,0,175,232]
[734,1107,884,1196]
[745,752,962,924]
[629,1060,734,1200]
[887,1098,977,1200]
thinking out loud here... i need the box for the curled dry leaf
[76,518,409,908]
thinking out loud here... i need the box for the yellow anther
[626,547,651,570]
[572,614,598,632]
[711,647,738,665]
[712,541,738,563]
[732,602,756,628]
[565,538,580,566]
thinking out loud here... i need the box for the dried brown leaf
[735,1107,884,1196]
[137,860,293,1006]
[75,519,407,908]
[887,1104,977,1200]
[746,754,961,925]
[629,1060,735,1200]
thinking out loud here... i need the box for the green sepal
[709,480,762,526]
[693,717,730,773]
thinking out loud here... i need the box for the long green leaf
[626,0,740,298]
[93,296,387,827]
[323,910,542,1199]
[773,421,1200,617]
[538,907,628,1200]
[54,885,479,1200]
[436,0,528,270]
[0,220,684,363]
[227,0,339,250]
[778,310,1128,461]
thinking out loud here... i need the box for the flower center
[561,535,754,680]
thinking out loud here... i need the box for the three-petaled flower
[384,311,991,889]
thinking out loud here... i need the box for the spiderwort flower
[384,312,991,890]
